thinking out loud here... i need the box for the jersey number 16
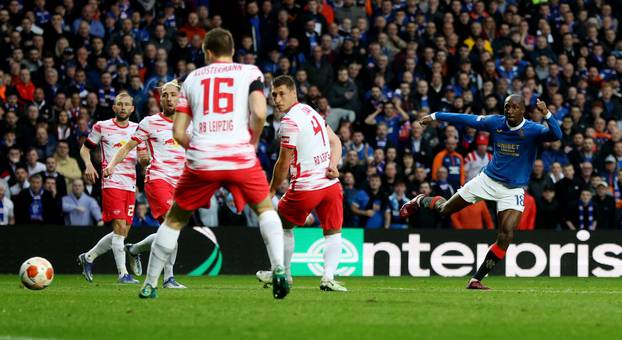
[201,77,234,114]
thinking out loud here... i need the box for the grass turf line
[0,275,621,340]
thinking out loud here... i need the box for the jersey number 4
[201,77,234,114]
[310,115,326,146]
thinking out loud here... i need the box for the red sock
[490,243,506,259]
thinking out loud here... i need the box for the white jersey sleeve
[175,63,265,171]
[279,103,338,191]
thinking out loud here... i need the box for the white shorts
[457,172,525,212]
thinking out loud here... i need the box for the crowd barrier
[1,226,621,277]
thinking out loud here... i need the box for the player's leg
[468,209,521,289]
[316,184,347,292]
[140,180,184,288]
[110,218,137,283]
[141,202,193,296]
[79,230,113,282]
[251,197,285,271]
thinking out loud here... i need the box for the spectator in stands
[0,180,15,225]
[541,140,569,173]
[594,181,616,230]
[450,201,494,230]
[349,130,373,163]
[431,136,464,190]
[537,186,561,230]
[34,126,57,160]
[385,181,409,229]
[327,67,361,113]
[9,165,29,197]
[13,173,56,224]
[528,159,554,208]
[351,174,387,229]
[53,140,82,187]
[431,166,455,199]
[464,134,491,182]
[25,147,45,176]
[566,189,597,231]
[303,45,333,93]
[132,202,159,228]
[40,156,67,198]
[341,172,358,228]
[43,176,63,224]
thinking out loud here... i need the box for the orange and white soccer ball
[19,257,54,290]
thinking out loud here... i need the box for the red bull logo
[164,138,178,147]
[113,140,127,148]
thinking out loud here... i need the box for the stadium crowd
[1,0,622,230]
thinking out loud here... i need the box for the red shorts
[174,162,269,212]
[102,188,136,225]
[145,179,175,220]
[278,182,343,231]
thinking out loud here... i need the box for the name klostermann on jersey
[198,119,234,133]
[193,64,243,76]
[496,142,520,157]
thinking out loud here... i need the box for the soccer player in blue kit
[400,95,562,289]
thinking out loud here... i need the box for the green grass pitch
[1,275,621,340]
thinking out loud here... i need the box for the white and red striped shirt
[464,150,493,182]
[86,119,138,191]
[279,103,338,191]
[175,62,264,171]
[131,113,188,187]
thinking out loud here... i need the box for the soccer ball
[19,257,54,290]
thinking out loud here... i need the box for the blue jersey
[435,112,562,187]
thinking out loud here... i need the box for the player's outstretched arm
[249,91,268,146]
[103,139,140,177]
[173,110,191,149]
[270,146,293,197]
[326,126,341,179]
[536,98,563,142]
[418,112,497,131]
[80,144,98,183]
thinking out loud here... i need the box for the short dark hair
[272,75,296,90]
[202,28,234,57]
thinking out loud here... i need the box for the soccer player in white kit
[77,92,141,284]
[138,28,288,299]
[262,75,346,291]
[103,80,187,289]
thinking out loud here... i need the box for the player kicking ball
[77,92,141,284]
[401,96,561,289]
[138,28,289,300]
[257,75,346,292]
[103,80,187,289]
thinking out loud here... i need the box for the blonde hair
[159,79,181,93]
[114,91,133,104]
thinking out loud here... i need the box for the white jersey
[279,103,338,191]
[464,150,493,182]
[132,113,189,187]
[86,119,138,192]
[176,62,264,171]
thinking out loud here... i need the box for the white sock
[144,224,180,287]
[111,234,128,277]
[258,210,284,269]
[85,232,113,262]
[283,229,294,277]
[129,233,156,255]
[323,233,342,281]
[163,242,178,280]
